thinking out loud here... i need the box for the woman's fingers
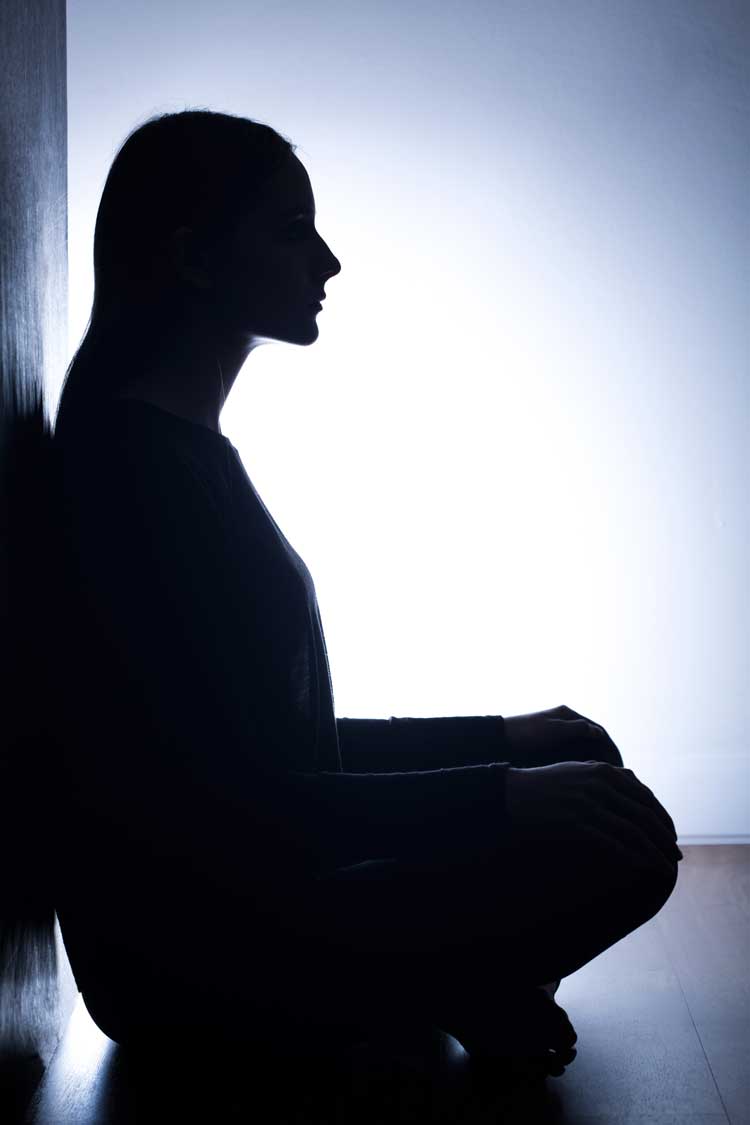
[595,803,680,873]
[577,810,677,883]
[604,767,678,840]
[599,785,681,861]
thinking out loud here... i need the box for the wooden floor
[20,845,750,1124]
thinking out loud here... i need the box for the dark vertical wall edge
[0,0,77,1115]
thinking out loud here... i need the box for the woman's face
[208,152,341,348]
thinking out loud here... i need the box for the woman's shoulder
[55,398,213,471]
[53,400,235,535]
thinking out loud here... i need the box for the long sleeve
[51,417,511,900]
[336,715,508,772]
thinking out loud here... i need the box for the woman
[50,109,681,1084]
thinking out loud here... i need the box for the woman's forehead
[264,153,314,216]
[228,154,314,240]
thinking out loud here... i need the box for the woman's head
[187,140,341,349]
[55,109,341,437]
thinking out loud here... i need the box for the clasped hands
[503,704,620,766]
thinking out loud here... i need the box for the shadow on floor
[37,1028,567,1124]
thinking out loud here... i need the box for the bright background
[61,0,749,842]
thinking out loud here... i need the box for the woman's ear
[168,225,213,291]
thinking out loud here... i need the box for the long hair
[54,109,297,443]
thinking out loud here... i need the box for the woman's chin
[242,313,320,347]
[283,319,321,346]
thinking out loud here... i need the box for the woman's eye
[288,220,313,238]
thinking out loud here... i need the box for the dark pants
[76,737,679,1059]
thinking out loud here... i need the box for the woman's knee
[643,851,679,908]
[611,846,679,934]
[557,819,679,938]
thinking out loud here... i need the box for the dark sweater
[50,398,510,911]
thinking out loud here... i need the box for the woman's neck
[112,370,225,434]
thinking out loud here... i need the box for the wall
[0,0,77,1117]
[66,0,748,841]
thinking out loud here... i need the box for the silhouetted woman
[49,109,681,1086]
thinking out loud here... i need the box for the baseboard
[677,836,750,845]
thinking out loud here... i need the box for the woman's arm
[52,425,512,889]
[282,758,511,875]
[336,715,507,772]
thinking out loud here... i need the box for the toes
[541,993,577,1046]
[509,989,579,1058]
[556,1045,577,1065]
[535,1045,577,1079]
[554,1005,577,1047]
[460,986,579,1073]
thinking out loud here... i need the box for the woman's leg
[82,738,675,1062]
[286,835,677,1047]
[265,737,676,1057]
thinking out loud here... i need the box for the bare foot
[456,985,578,1081]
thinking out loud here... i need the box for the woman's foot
[457,984,578,1082]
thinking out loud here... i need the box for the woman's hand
[505,760,683,874]
[504,704,620,764]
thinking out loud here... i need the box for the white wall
[65,0,749,841]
